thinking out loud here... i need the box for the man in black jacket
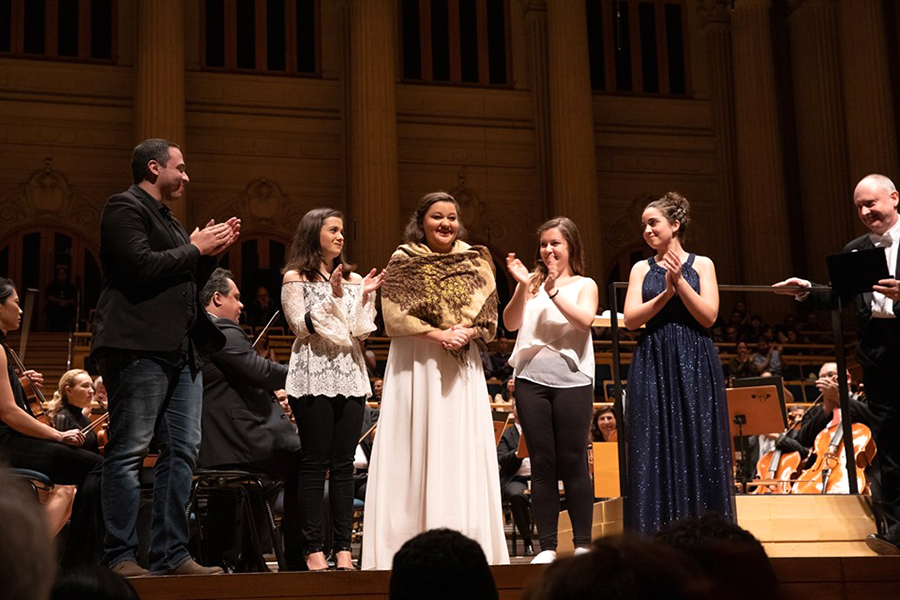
[774,173,900,554]
[91,139,240,576]
[198,268,304,570]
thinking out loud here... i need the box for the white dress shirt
[869,218,900,318]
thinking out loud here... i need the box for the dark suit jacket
[197,317,299,468]
[91,184,223,355]
[498,425,525,487]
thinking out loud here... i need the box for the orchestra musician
[197,268,304,571]
[0,277,103,566]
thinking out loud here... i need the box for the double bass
[792,412,876,495]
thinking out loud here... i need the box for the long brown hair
[528,217,586,294]
[283,208,355,281]
[403,191,467,245]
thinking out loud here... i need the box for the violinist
[46,369,101,454]
[197,269,304,570]
[0,277,103,566]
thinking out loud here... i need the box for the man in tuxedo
[91,139,240,576]
[497,401,533,555]
[774,173,900,554]
[198,268,304,570]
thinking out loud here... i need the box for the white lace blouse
[281,281,377,399]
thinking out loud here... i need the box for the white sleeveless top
[508,277,595,388]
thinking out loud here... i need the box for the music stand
[726,385,785,492]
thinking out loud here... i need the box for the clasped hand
[439,325,473,350]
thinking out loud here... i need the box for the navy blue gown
[625,254,734,535]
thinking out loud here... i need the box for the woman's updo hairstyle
[646,192,690,241]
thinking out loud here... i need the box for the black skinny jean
[288,394,364,557]
[514,378,594,552]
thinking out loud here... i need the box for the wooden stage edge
[130,557,900,600]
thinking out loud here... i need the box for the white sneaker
[573,547,590,557]
[530,550,557,564]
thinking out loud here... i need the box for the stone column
[347,0,401,271]
[545,0,602,282]
[524,0,551,219]
[134,0,187,222]
[788,0,852,282]
[730,0,792,293]
[838,0,898,184]
[697,0,741,285]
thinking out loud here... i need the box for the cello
[792,410,876,495]
[751,410,804,494]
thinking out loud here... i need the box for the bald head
[854,174,899,235]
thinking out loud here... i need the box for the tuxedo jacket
[91,184,223,355]
[197,316,299,468]
[498,425,525,487]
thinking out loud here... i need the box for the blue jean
[99,354,202,572]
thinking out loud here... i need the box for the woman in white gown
[362,192,510,569]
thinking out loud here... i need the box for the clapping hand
[506,254,530,286]
[190,217,241,256]
[329,265,344,298]
[544,252,559,296]
[362,268,384,295]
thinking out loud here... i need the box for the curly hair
[645,191,691,241]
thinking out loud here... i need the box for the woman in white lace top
[281,208,382,571]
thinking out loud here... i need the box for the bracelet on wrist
[549,289,559,300]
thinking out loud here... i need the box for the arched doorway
[216,233,291,326]
[0,227,101,331]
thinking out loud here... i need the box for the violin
[792,414,876,495]
[2,343,51,426]
[84,400,109,455]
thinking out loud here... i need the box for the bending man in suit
[91,139,240,576]
[774,173,900,554]
[198,268,304,570]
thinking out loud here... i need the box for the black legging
[514,378,593,551]
[288,394,364,558]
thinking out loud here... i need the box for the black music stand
[726,385,786,493]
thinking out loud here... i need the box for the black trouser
[859,323,900,541]
[514,379,593,551]
[203,452,304,571]
[0,435,104,566]
[289,394,364,558]
[501,477,532,545]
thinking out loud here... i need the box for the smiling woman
[281,208,382,571]
[362,191,509,570]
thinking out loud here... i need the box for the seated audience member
[723,324,740,344]
[493,376,516,406]
[497,399,533,555]
[370,377,384,404]
[361,339,380,377]
[47,370,101,454]
[254,332,279,363]
[728,341,759,381]
[354,403,379,502]
[486,337,514,382]
[197,269,304,570]
[0,469,57,600]
[45,265,77,332]
[247,286,278,328]
[525,536,711,600]
[591,406,617,442]
[51,565,138,600]
[390,529,498,600]
[656,514,778,600]
[751,339,783,377]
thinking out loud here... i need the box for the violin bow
[252,310,281,348]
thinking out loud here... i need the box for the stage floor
[128,557,900,600]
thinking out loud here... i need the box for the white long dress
[361,336,510,569]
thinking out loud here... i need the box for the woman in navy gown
[623,192,734,535]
